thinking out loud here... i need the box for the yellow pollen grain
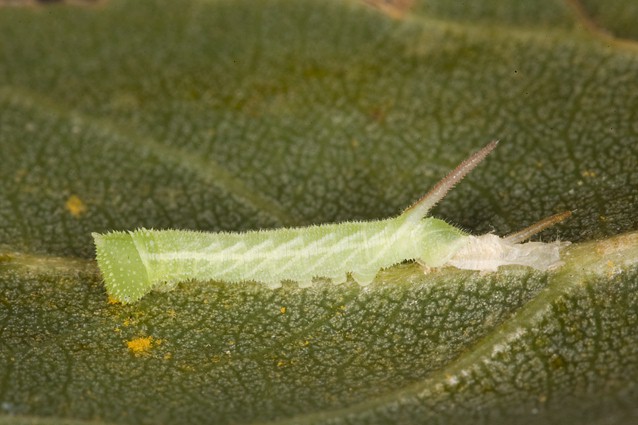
[127,336,153,355]
[65,195,87,217]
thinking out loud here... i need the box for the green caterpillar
[93,141,570,304]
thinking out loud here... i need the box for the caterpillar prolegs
[93,141,570,303]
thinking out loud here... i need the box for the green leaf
[1,0,637,424]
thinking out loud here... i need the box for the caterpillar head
[93,231,154,304]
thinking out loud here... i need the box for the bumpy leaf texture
[0,1,637,424]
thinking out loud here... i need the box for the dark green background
[0,1,637,424]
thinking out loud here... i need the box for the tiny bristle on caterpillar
[93,141,571,304]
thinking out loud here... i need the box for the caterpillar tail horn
[401,140,499,222]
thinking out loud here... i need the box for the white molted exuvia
[448,234,569,272]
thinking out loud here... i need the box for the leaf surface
[0,1,637,424]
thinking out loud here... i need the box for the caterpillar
[93,141,571,304]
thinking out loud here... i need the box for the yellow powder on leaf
[65,195,87,217]
[127,336,153,355]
